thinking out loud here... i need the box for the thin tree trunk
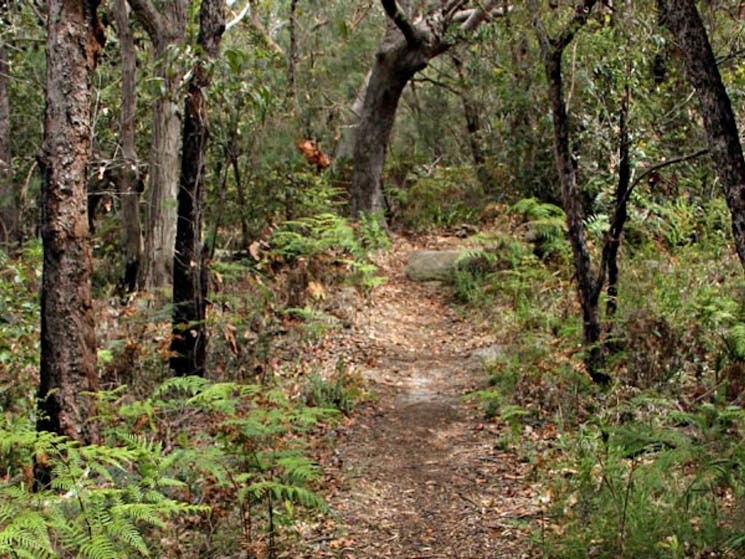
[113,0,142,293]
[288,0,298,102]
[451,55,491,192]
[128,0,187,290]
[660,0,745,274]
[36,0,105,448]
[0,18,15,247]
[534,0,609,384]
[170,0,224,377]
[605,79,630,320]
[231,150,250,249]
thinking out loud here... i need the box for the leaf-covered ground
[294,234,540,558]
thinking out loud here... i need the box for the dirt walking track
[302,235,538,559]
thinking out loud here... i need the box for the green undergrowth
[454,196,745,557]
[0,208,379,558]
[0,376,340,558]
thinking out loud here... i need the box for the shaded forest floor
[294,234,540,558]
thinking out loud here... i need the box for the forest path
[305,234,538,558]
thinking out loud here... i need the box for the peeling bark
[37,0,105,447]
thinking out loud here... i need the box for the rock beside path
[405,250,472,282]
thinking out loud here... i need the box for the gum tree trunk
[534,0,610,384]
[36,0,105,445]
[170,0,224,377]
[660,0,745,274]
[128,0,187,289]
[113,0,142,293]
[350,39,425,218]
[349,0,510,220]
[0,11,15,247]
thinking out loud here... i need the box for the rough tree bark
[112,0,142,293]
[350,0,509,220]
[534,0,611,384]
[170,0,224,377]
[127,0,187,289]
[0,1,15,247]
[36,0,105,445]
[659,0,745,274]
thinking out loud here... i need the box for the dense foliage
[1,0,745,557]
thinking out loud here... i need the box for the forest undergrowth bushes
[0,201,379,557]
[0,375,340,558]
[384,164,485,230]
[457,195,745,557]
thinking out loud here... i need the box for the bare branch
[381,0,420,46]
[627,148,709,197]
[127,0,166,39]
[458,1,512,33]
[225,0,251,32]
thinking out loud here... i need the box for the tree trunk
[350,40,427,219]
[543,47,606,383]
[170,0,224,377]
[141,56,182,288]
[451,55,491,193]
[0,27,15,247]
[36,0,104,446]
[605,79,630,320]
[128,0,187,290]
[534,0,609,384]
[348,1,510,218]
[113,0,142,293]
[660,0,745,274]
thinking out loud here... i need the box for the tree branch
[625,148,709,201]
[225,0,251,32]
[381,0,420,46]
[552,0,598,52]
[126,0,165,39]
[458,1,512,34]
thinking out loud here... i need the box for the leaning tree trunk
[36,0,104,447]
[348,0,510,219]
[350,40,427,219]
[170,0,224,377]
[113,0,142,293]
[660,0,745,274]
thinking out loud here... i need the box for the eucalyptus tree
[0,3,11,247]
[350,0,511,220]
[531,0,613,383]
[170,0,225,377]
[659,0,745,275]
[112,0,142,293]
[36,0,105,450]
[127,0,188,289]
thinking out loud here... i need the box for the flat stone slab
[405,250,469,282]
